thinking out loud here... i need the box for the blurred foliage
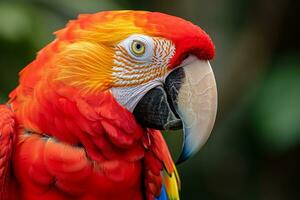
[253,54,300,152]
[0,0,299,200]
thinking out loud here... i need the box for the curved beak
[133,56,217,164]
[172,58,217,163]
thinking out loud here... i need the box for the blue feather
[155,185,168,200]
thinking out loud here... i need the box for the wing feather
[144,129,180,200]
[0,105,16,200]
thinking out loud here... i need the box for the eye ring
[130,40,146,56]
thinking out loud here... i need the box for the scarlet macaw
[0,11,217,200]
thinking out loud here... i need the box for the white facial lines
[112,36,175,87]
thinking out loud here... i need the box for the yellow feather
[163,164,181,200]
[54,14,145,93]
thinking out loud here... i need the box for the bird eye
[130,40,146,56]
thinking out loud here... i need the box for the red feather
[1,10,215,200]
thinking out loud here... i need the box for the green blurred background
[0,0,299,199]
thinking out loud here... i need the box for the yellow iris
[131,40,146,56]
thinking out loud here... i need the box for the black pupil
[136,43,141,50]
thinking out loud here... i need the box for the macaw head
[18,11,217,163]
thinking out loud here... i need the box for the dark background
[0,0,299,199]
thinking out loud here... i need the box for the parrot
[0,10,217,200]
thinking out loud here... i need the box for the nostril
[182,53,189,61]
